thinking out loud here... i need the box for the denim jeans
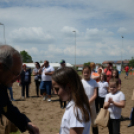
[7,87,13,100]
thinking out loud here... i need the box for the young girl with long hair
[81,66,98,134]
[98,73,109,109]
[52,67,91,134]
[112,69,121,90]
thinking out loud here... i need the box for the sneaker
[47,98,51,102]
[43,96,47,101]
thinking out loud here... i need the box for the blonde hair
[90,62,96,70]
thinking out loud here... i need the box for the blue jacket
[0,84,30,132]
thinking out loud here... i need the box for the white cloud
[117,27,128,34]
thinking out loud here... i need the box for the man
[39,60,54,101]
[104,63,113,83]
[0,45,39,134]
[124,65,129,79]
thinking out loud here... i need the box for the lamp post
[121,36,124,70]
[0,22,6,44]
[72,31,76,68]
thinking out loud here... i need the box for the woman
[32,62,41,97]
[20,64,31,98]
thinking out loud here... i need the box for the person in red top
[104,63,113,83]
[124,65,129,79]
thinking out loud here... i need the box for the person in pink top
[104,63,113,83]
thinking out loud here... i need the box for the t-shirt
[92,72,100,82]
[82,79,98,100]
[104,68,112,82]
[41,65,54,81]
[98,81,109,98]
[105,91,125,119]
[59,100,91,134]
[125,66,129,72]
[24,71,29,82]
[33,68,40,80]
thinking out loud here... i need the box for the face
[52,80,70,101]
[44,61,48,67]
[35,63,39,68]
[23,65,26,70]
[100,75,104,81]
[109,82,118,94]
[82,68,91,80]
[61,63,65,68]
[98,68,102,74]
[0,54,22,87]
[113,71,117,77]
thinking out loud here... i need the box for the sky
[0,0,134,64]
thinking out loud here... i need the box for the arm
[45,71,54,76]
[110,100,125,108]
[89,88,97,104]
[117,84,121,90]
[70,127,84,134]
[32,69,38,76]
[103,101,110,109]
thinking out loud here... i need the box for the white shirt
[41,65,54,81]
[105,91,125,119]
[98,81,109,98]
[59,100,91,134]
[33,68,40,80]
[82,79,98,100]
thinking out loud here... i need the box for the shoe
[128,123,134,127]
[47,98,51,102]
[43,96,47,101]
[11,99,15,101]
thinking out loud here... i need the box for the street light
[0,22,6,44]
[72,31,76,68]
[121,36,124,70]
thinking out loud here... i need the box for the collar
[66,100,75,109]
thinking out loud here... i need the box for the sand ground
[11,73,134,134]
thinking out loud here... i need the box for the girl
[52,67,91,134]
[32,62,41,97]
[97,73,109,110]
[112,69,121,90]
[81,66,98,134]
[104,78,126,134]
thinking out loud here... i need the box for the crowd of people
[0,44,134,134]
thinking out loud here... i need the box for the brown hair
[52,67,91,122]
[82,65,91,73]
[90,62,96,70]
[109,78,119,86]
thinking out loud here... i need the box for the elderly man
[0,45,39,134]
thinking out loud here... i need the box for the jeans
[108,119,120,134]
[8,87,13,100]
[22,82,30,97]
[40,81,52,95]
[34,80,40,96]
[130,107,134,124]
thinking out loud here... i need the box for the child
[112,69,121,90]
[81,65,98,134]
[52,67,91,134]
[98,73,109,109]
[104,78,126,134]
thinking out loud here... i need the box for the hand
[27,122,40,134]
[108,98,113,103]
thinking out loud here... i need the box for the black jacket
[20,69,31,84]
[0,84,31,132]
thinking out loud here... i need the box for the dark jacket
[20,68,31,84]
[0,84,31,132]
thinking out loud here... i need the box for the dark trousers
[95,88,99,113]
[130,107,134,124]
[22,82,29,97]
[35,80,40,96]
[108,119,120,134]
[59,99,66,108]
[98,97,105,109]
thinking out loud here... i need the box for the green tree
[84,62,90,66]
[20,50,33,63]
[128,57,134,67]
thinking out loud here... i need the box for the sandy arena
[11,73,134,134]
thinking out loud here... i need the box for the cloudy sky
[0,0,134,64]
